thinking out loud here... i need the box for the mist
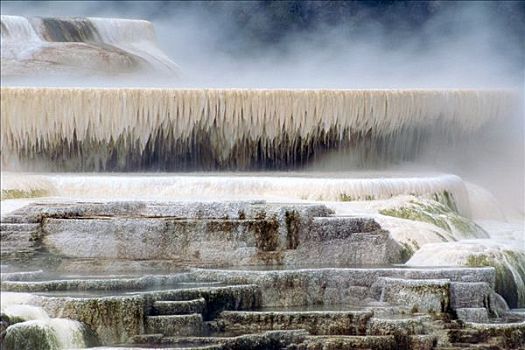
[1,1,524,215]
[1,1,524,89]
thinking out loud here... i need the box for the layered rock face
[1,266,523,349]
[0,201,403,271]
[1,201,524,350]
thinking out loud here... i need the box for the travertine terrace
[1,10,524,350]
[0,87,517,171]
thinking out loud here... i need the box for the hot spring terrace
[1,15,180,78]
[1,87,524,349]
[1,199,524,349]
[0,87,518,171]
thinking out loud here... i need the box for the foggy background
[2,1,524,88]
[1,1,524,214]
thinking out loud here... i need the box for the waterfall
[1,292,88,349]
[88,17,175,71]
[0,15,180,77]
[0,15,40,42]
[0,172,471,216]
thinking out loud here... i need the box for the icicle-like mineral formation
[0,88,516,171]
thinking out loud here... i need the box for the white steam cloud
[1,1,523,89]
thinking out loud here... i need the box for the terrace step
[437,346,499,350]
[309,217,382,240]
[370,277,450,313]
[450,282,491,309]
[0,223,41,258]
[455,308,489,323]
[447,321,525,348]
[0,226,40,261]
[133,330,309,348]
[130,333,165,345]
[367,316,430,336]
[133,334,430,350]
[217,310,373,335]
[0,223,40,232]
[0,215,40,224]
[40,217,283,263]
[146,314,203,337]
[408,334,438,350]
[293,335,397,350]
[153,298,207,315]
[132,333,223,347]
[0,230,35,241]
[448,329,488,344]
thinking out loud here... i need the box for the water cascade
[1,292,89,349]
[1,15,179,79]
[0,16,40,42]
[0,172,472,215]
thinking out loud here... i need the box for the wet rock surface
[214,310,373,335]
[370,277,450,313]
[0,201,402,270]
[1,201,524,349]
[153,298,207,315]
[0,313,10,343]
[2,267,523,349]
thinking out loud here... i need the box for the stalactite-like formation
[0,88,516,171]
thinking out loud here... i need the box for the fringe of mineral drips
[0,88,516,171]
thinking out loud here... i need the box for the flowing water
[0,292,88,349]
[1,15,180,79]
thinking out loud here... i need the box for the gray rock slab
[367,316,428,336]
[187,267,495,307]
[2,200,407,270]
[284,230,403,266]
[218,310,373,335]
[153,298,206,315]
[450,282,491,309]
[146,314,203,337]
[300,335,397,350]
[370,277,451,313]
[455,308,489,323]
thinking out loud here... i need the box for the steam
[0,1,523,214]
[1,1,523,89]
